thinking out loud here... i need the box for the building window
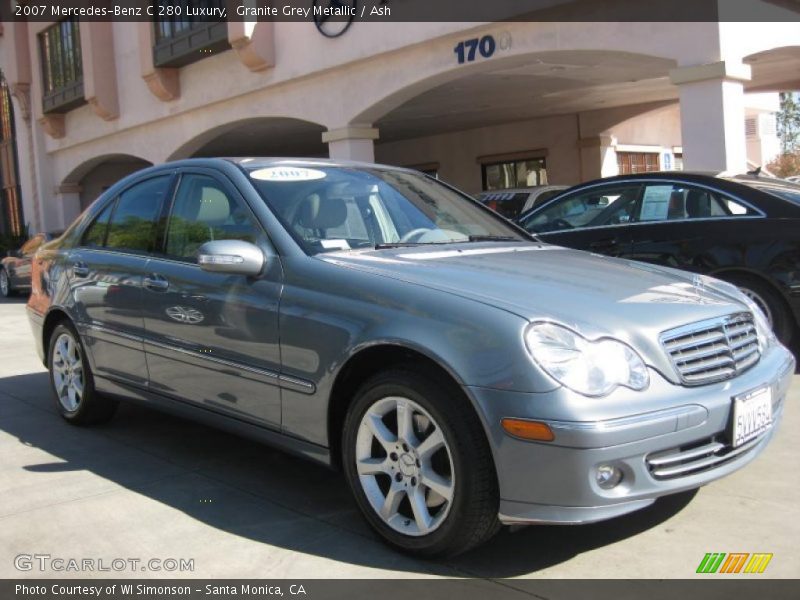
[0,73,24,237]
[617,152,660,175]
[481,157,547,191]
[152,0,231,68]
[39,17,85,113]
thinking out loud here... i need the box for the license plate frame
[730,386,772,448]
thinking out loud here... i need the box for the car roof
[574,170,798,189]
[518,170,800,221]
[137,157,421,177]
[477,185,566,195]
[223,157,411,170]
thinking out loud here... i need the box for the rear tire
[722,274,794,345]
[48,322,118,425]
[342,367,500,558]
[0,268,14,297]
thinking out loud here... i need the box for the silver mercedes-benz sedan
[27,159,795,557]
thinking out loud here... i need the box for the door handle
[143,274,169,292]
[72,262,89,278]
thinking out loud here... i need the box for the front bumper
[467,344,795,525]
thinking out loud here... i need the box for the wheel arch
[710,267,793,308]
[327,342,481,471]
[711,267,797,339]
[42,308,73,364]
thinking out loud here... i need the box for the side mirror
[197,240,265,276]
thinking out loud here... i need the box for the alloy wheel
[739,286,773,327]
[51,332,85,412]
[355,396,455,536]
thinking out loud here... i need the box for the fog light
[596,465,623,489]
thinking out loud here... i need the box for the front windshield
[247,165,527,254]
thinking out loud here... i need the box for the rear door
[625,181,763,272]
[519,183,643,257]
[141,169,283,428]
[69,174,174,387]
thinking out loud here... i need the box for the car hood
[320,242,749,378]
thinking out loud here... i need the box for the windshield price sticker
[250,167,327,182]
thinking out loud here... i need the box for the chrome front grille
[661,313,760,386]
[646,435,763,480]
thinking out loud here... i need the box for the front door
[520,183,644,256]
[141,170,283,428]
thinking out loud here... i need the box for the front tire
[342,367,500,557]
[48,322,118,425]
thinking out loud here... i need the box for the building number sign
[454,34,511,65]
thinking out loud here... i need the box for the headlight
[524,322,649,397]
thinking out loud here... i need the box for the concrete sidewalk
[0,297,798,579]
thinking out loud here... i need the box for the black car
[0,232,62,297]
[517,172,800,344]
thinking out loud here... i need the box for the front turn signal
[501,418,555,442]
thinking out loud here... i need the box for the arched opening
[168,117,327,161]
[744,46,800,93]
[62,154,153,211]
[0,70,24,237]
[362,50,680,192]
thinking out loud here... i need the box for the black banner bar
[2,580,800,600]
[1,0,799,23]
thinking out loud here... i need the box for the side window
[81,201,116,248]
[165,174,262,261]
[521,185,642,233]
[637,184,758,222]
[105,176,170,252]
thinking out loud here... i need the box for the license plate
[731,386,772,447]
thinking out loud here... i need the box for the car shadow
[0,370,707,577]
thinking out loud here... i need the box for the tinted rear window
[734,179,800,205]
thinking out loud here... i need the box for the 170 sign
[454,36,495,64]
[454,34,509,64]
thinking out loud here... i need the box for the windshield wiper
[467,235,520,242]
[375,236,521,249]
[373,242,424,249]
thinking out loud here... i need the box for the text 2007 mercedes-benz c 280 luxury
[27,159,795,557]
